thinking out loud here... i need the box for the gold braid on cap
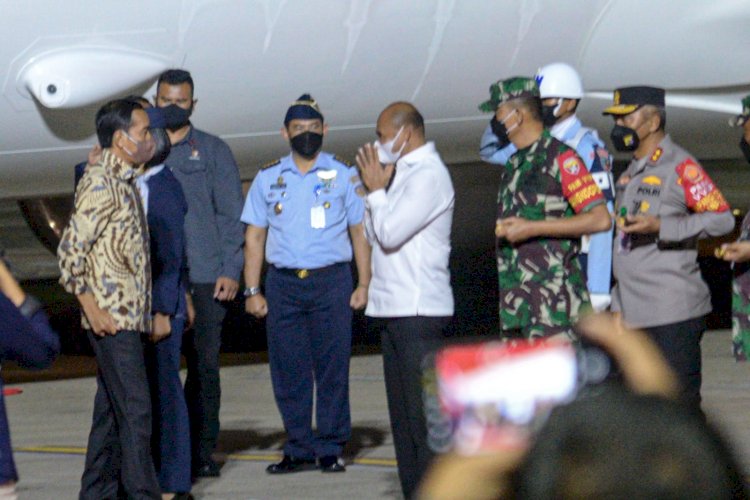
[289,98,320,112]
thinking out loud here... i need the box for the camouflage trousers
[732,278,750,362]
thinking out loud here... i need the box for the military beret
[602,86,665,116]
[729,95,750,127]
[478,76,540,112]
[284,94,324,125]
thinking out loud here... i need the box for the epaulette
[260,158,281,170]
[333,155,355,168]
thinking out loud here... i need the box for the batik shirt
[497,129,604,339]
[58,149,152,332]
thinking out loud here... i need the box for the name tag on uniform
[311,205,325,229]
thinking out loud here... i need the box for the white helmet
[535,62,584,99]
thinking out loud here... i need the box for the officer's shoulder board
[332,155,355,169]
[260,158,281,171]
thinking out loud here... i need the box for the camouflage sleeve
[556,150,605,214]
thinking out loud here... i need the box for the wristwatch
[243,286,261,298]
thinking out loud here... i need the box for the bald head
[379,102,425,136]
[376,102,426,157]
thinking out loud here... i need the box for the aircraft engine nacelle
[17,46,169,109]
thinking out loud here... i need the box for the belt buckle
[296,269,309,279]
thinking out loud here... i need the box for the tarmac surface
[4,329,750,499]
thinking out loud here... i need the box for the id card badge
[311,205,326,228]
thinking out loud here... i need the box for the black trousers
[370,316,452,500]
[80,330,160,500]
[183,283,227,467]
[642,315,706,412]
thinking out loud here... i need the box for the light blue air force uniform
[241,152,364,268]
[241,151,365,459]
[479,117,615,309]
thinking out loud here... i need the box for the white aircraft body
[0,0,749,275]
[2,0,749,199]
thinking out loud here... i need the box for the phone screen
[433,340,578,454]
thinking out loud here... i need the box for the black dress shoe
[266,455,317,474]
[318,455,346,473]
[193,459,221,478]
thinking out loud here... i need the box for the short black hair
[123,94,150,108]
[157,69,194,96]
[95,99,143,148]
[146,128,171,168]
[515,388,746,500]
[513,96,543,123]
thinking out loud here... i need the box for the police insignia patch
[563,157,581,175]
[642,175,662,186]
[650,147,663,163]
[355,185,366,197]
[682,163,703,183]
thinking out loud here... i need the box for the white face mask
[374,125,406,164]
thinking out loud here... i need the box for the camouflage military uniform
[497,129,605,339]
[732,214,750,361]
[731,95,750,361]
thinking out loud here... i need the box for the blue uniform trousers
[265,263,353,459]
[145,316,191,493]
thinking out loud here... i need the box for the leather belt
[272,264,337,279]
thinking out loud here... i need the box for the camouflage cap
[478,76,540,112]
[729,95,750,127]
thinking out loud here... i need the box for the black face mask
[541,104,559,128]
[610,125,640,152]
[290,131,323,159]
[740,136,750,164]
[163,104,192,131]
[490,115,511,149]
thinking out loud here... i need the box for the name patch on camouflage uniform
[557,150,605,214]
[676,159,729,213]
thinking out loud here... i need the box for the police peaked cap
[602,86,665,116]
